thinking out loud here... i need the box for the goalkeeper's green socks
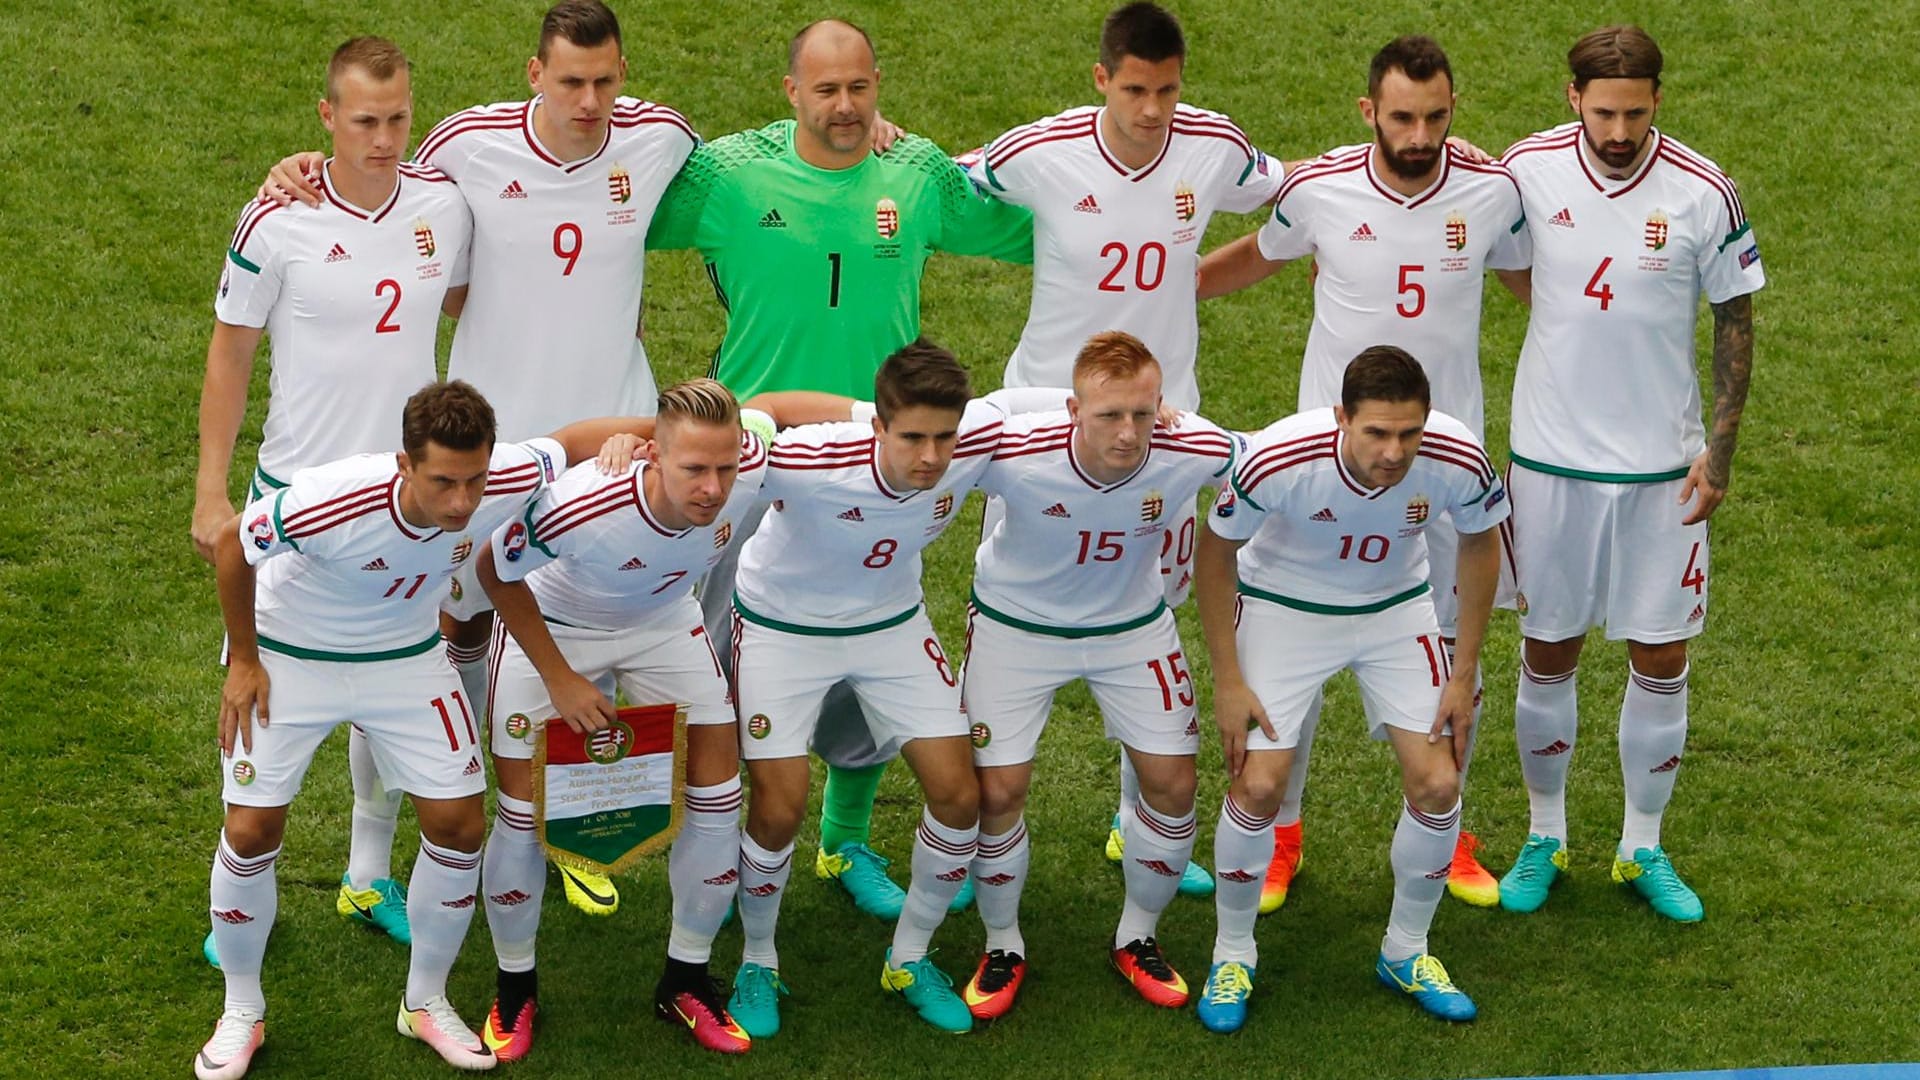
[819,762,888,853]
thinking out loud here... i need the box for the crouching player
[197,381,646,1078]
[1191,346,1508,1031]
[473,379,768,1057]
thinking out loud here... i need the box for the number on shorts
[1147,651,1193,711]
[431,691,478,751]
[864,538,898,569]
[924,637,956,687]
[1680,541,1705,595]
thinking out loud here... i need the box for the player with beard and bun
[1196,35,1528,919]
[1192,347,1509,1031]
[960,3,1285,902]
[1494,25,1761,923]
[258,0,699,928]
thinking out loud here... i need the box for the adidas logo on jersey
[1348,222,1376,242]
[500,180,528,199]
[1309,508,1337,523]
[1184,717,1199,736]
[1529,739,1571,757]
[1687,603,1705,623]
[619,556,647,571]
[361,557,389,571]
[1073,193,1101,214]
[760,208,787,228]
[324,243,351,263]
[1042,502,1071,518]
[1548,207,1574,228]
[1650,754,1683,774]
[462,756,483,776]
[837,507,865,522]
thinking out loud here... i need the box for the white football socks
[1383,799,1460,961]
[210,832,278,1015]
[972,819,1030,956]
[1619,665,1689,856]
[1211,795,1275,966]
[1515,660,1578,842]
[667,777,744,964]
[407,835,481,1009]
[737,834,793,971]
[890,808,978,965]
[1116,799,1195,948]
[482,792,542,973]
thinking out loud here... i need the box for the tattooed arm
[1680,292,1755,525]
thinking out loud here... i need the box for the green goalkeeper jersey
[647,119,1033,397]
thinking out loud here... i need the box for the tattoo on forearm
[1707,293,1754,489]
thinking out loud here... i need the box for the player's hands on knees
[1213,680,1273,779]
[1444,136,1492,164]
[220,660,271,756]
[548,671,618,734]
[595,434,648,475]
[192,495,236,564]
[1431,675,1477,771]
[872,112,905,154]
[259,151,326,208]
[1678,451,1727,525]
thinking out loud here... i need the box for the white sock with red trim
[667,777,744,964]
[1212,794,1275,966]
[1116,799,1195,947]
[972,819,1030,955]
[737,834,792,971]
[211,832,278,1015]
[1515,660,1578,842]
[407,835,481,1009]
[1383,799,1460,961]
[483,792,542,973]
[890,807,979,965]
[1619,664,1689,856]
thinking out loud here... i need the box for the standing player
[193,382,642,1078]
[647,19,1033,921]
[474,380,765,1058]
[265,0,698,918]
[1494,26,1761,922]
[193,37,472,962]
[723,342,1026,1037]
[960,332,1236,1022]
[962,4,1281,899]
[1194,347,1507,1031]
[1196,35,1529,913]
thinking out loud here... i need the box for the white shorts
[1508,466,1709,644]
[441,560,493,621]
[962,606,1198,768]
[222,647,485,806]
[1425,514,1521,637]
[488,601,734,761]
[732,606,965,761]
[1236,591,1451,751]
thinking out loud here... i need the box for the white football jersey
[1257,144,1529,436]
[491,428,767,630]
[414,95,698,438]
[972,412,1235,631]
[217,162,472,483]
[1211,408,1507,609]
[734,399,1007,630]
[1502,124,1765,478]
[969,104,1283,410]
[242,439,564,657]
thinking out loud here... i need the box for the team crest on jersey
[248,514,274,551]
[451,538,474,565]
[232,761,255,786]
[1645,210,1669,251]
[503,522,528,562]
[747,714,772,740]
[1174,183,1197,222]
[934,493,955,521]
[969,722,992,749]
[1405,495,1430,525]
[1141,490,1165,523]
[1446,211,1468,252]
[586,720,633,764]
[505,713,532,740]
[449,577,464,601]
[713,521,732,548]
[609,164,632,204]
[875,196,900,238]
[413,218,436,258]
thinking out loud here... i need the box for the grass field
[4,1,1917,1078]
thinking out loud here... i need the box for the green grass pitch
[2,1,1916,1077]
